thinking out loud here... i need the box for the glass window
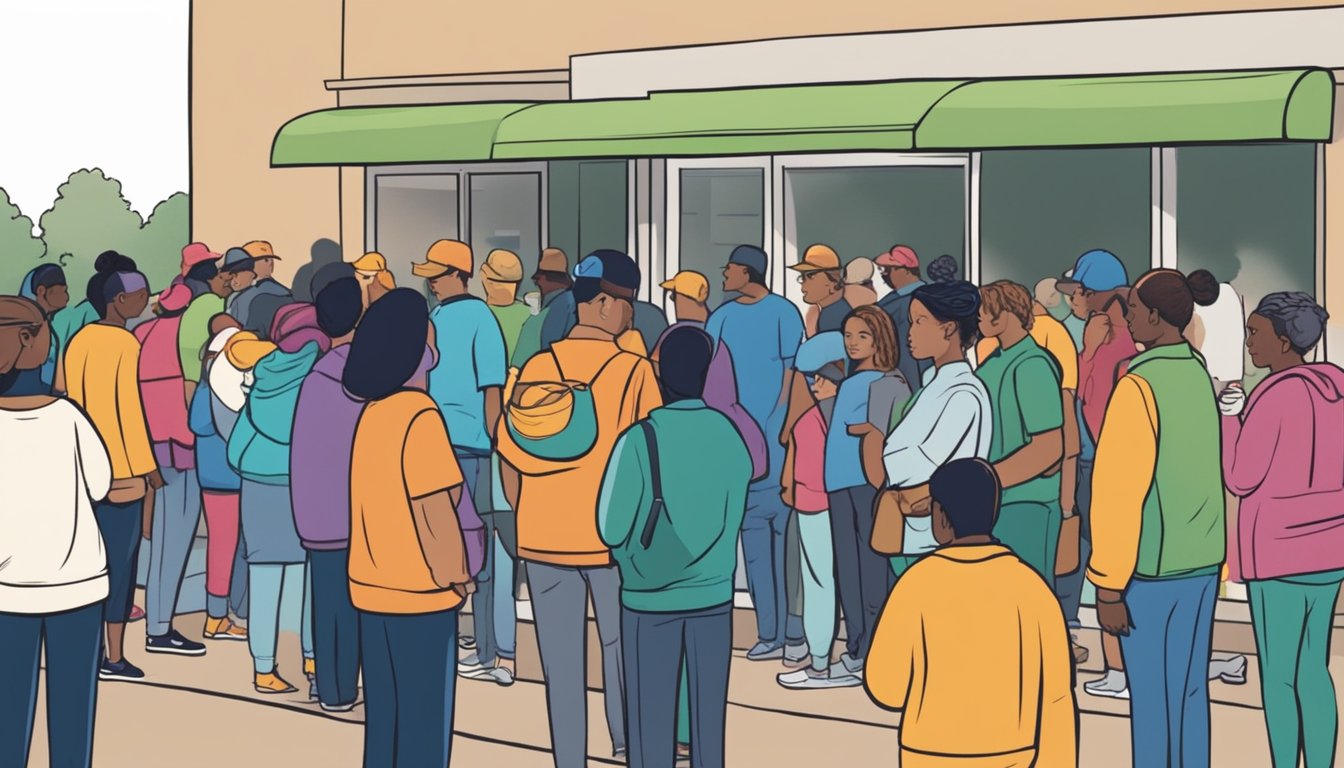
[980,149,1150,289]
[1176,144,1318,389]
[374,174,459,290]
[547,160,628,265]
[679,168,764,309]
[785,165,966,288]
[469,172,542,295]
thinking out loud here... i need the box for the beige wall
[191,0,343,286]
[342,0,1340,79]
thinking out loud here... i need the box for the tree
[0,188,46,293]
[39,169,145,299]
[138,192,190,290]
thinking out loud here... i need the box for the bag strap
[638,420,665,549]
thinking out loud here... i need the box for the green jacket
[598,399,752,612]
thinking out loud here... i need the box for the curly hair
[979,281,1036,332]
[1254,291,1329,355]
[926,254,960,283]
[845,304,899,373]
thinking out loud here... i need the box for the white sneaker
[464,665,516,687]
[778,668,863,690]
[1209,655,1247,685]
[457,653,488,675]
[1083,669,1130,700]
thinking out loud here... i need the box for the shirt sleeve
[74,405,113,502]
[118,340,158,478]
[863,574,920,710]
[883,390,981,488]
[1221,382,1293,498]
[777,303,804,368]
[629,357,663,421]
[1016,357,1065,436]
[792,412,828,504]
[1047,326,1079,392]
[597,427,649,548]
[473,310,508,390]
[404,409,465,499]
[1087,375,1158,591]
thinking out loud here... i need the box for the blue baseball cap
[1057,249,1128,294]
[727,244,769,277]
[795,331,847,378]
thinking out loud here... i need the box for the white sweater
[0,398,112,613]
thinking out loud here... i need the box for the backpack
[504,348,640,462]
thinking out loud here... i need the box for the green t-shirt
[179,293,225,383]
[489,301,532,362]
[975,335,1064,506]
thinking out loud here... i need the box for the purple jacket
[1222,363,1344,581]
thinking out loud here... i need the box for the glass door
[370,173,460,291]
[467,170,544,298]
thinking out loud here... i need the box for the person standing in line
[220,247,258,300]
[793,244,852,337]
[226,304,327,695]
[843,257,879,308]
[345,288,474,768]
[974,282,1065,586]
[191,317,248,642]
[1090,269,1225,768]
[705,245,805,664]
[64,252,164,682]
[229,240,292,337]
[874,245,930,396]
[776,332,857,690]
[599,326,752,768]
[0,297,113,768]
[351,251,396,307]
[516,247,574,367]
[290,276,367,712]
[1219,293,1344,768]
[14,264,70,395]
[866,458,1078,768]
[498,250,662,766]
[206,317,255,630]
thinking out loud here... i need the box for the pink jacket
[791,405,829,514]
[1222,364,1344,581]
[135,315,194,470]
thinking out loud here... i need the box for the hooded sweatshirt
[227,342,322,484]
[290,346,361,550]
[1222,363,1344,582]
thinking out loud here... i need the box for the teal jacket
[598,399,753,613]
[227,343,321,485]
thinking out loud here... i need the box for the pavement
[23,591,1344,767]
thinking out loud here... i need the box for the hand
[848,423,878,437]
[452,581,477,598]
[1218,384,1246,417]
[1083,313,1112,354]
[146,470,166,490]
[1095,589,1134,637]
[906,495,932,517]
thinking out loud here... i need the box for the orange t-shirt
[348,390,466,614]
[497,338,662,567]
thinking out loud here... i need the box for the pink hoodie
[1222,363,1344,581]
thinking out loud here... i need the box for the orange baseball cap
[413,239,473,278]
[243,241,279,260]
[659,270,710,303]
[788,244,841,273]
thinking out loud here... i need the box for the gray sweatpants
[527,562,625,768]
[146,465,202,637]
[624,603,732,768]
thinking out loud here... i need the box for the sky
[0,0,188,224]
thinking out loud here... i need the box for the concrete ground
[23,592,1340,767]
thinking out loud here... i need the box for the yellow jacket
[866,544,1078,767]
[64,323,156,481]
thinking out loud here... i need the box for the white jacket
[0,398,112,613]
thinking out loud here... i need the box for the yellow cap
[481,249,524,283]
[223,332,277,370]
[242,241,278,260]
[788,244,841,273]
[658,270,710,303]
[413,239,473,278]
[352,251,387,274]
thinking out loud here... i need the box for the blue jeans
[146,464,201,637]
[1121,573,1218,768]
[0,602,102,768]
[360,609,459,768]
[247,563,312,675]
[740,486,791,645]
[309,549,361,708]
[1055,459,1093,626]
[93,499,142,624]
[474,518,517,664]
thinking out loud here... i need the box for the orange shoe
[254,671,299,695]
[304,658,316,678]
[204,617,248,642]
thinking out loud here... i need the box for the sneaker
[458,634,476,651]
[128,605,145,622]
[778,667,863,690]
[1071,640,1090,665]
[203,617,248,641]
[465,665,516,687]
[830,652,864,677]
[782,642,810,670]
[146,629,207,656]
[255,670,299,695]
[320,700,358,713]
[675,743,691,765]
[99,658,146,682]
[1210,655,1248,685]
[745,642,784,661]
[458,652,489,675]
[1083,669,1130,700]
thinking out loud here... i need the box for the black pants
[828,485,891,662]
[309,549,361,707]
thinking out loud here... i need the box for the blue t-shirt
[705,294,804,489]
[428,295,508,456]
[825,370,882,492]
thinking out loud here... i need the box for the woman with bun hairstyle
[0,296,112,768]
[1089,268,1226,768]
[63,251,164,683]
[1219,292,1344,768]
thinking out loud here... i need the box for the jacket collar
[660,398,708,412]
[1127,341,1203,373]
[929,543,1015,564]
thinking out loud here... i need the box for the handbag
[505,350,636,462]
[1055,513,1081,575]
[638,421,665,549]
[107,477,148,504]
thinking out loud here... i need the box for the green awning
[271,103,533,166]
[270,69,1334,166]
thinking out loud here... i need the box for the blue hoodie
[227,343,321,485]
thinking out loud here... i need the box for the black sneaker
[146,629,207,656]
[99,658,146,682]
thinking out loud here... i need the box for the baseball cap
[413,239,473,279]
[1057,250,1128,294]
[659,270,710,303]
[224,331,277,371]
[845,258,876,285]
[221,247,256,274]
[536,247,569,275]
[243,240,279,260]
[789,244,841,273]
[351,252,387,275]
[482,249,524,283]
[574,250,640,300]
[795,331,847,375]
[875,245,919,269]
[727,244,769,277]
[181,243,220,273]
[156,283,193,313]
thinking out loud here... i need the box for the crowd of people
[1,232,1342,768]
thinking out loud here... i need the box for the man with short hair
[866,458,1078,768]
[791,243,851,337]
[515,247,574,367]
[875,245,929,393]
[220,247,257,298]
[228,240,292,337]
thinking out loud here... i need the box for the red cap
[180,242,220,275]
[875,245,919,269]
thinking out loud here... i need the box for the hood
[1252,363,1344,409]
[248,343,321,443]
